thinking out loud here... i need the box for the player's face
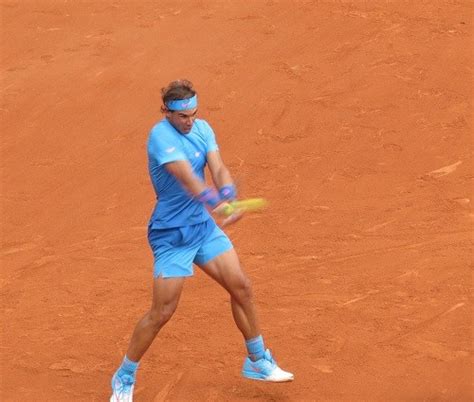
[166,108,198,134]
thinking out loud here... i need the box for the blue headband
[166,95,198,111]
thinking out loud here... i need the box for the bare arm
[164,160,208,197]
[165,155,242,226]
[207,150,234,189]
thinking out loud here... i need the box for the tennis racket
[220,198,268,217]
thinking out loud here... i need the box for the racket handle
[221,203,236,216]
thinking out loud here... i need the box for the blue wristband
[197,188,221,209]
[219,184,237,201]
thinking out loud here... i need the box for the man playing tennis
[110,79,293,402]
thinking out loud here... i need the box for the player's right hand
[213,202,244,227]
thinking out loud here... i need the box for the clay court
[1,1,472,401]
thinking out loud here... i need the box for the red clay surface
[1,1,472,401]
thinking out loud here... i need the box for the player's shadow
[231,383,293,401]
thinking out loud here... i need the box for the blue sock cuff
[121,355,139,374]
[245,335,265,359]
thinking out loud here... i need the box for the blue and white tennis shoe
[242,349,294,382]
[110,373,134,402]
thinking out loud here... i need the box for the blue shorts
[147,219,233,278]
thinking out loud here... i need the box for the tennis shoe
[242,349,294,382]
[110,373,134,402]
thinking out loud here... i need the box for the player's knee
[149,304,176,330]
[233,276,253,304]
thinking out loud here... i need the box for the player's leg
[110,276,185,402]
[195,223,294,382]
[198,248,260,340]
[111,225,197,401]
[126,276,185,361]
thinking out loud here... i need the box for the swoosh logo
[250,365,262,373]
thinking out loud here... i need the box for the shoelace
[251,354,276,373]
[264,353,278,372]
[114,374,134,397]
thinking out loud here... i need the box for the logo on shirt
[194,152,201,158]
[165,147,176,153]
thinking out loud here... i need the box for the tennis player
[110,80,293,402]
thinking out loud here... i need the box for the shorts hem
[153,272,194,279]
[195,244,234,266]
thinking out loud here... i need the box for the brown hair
[161,79,196,112]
